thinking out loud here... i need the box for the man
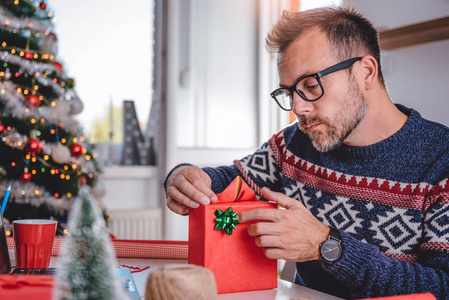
[164,7,449,299]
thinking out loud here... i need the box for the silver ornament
[53,100,71,116]
[51,143,71,164]
[69,97,84,115]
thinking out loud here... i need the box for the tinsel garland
[0,180,73,212]
[0,51,58,72]
[0,52,66,94]
[0,0,53,23]
[0,81,79,131]
[0,127,97,174]
[0,51,56,74]
[0,6,53,32]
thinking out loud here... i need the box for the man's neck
[343,91,408,147]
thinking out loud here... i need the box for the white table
[114,257,343,300]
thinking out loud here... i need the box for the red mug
[12,219,57,269]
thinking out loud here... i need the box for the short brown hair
[266,7,385,87]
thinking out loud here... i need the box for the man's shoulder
[400,105,449,146]
[416,113,449,145]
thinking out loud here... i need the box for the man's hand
[238,187,330,262]
[165,165,217,215]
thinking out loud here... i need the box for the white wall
[344,0,449,127]
[163,0,289,241]
[102,166,160,210]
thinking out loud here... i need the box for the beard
[297,75,368,152]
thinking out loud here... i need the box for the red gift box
[188,177,278,294]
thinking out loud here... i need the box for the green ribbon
[214,207,239,235]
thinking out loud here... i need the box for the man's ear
[360,55,378,90]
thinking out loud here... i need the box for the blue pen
[1,184,11,216]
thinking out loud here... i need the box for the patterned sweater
[202,105,449,299]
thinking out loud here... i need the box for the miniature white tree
[53,186,128,300]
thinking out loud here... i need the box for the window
[51,0,154,165]
[176,0,258,150]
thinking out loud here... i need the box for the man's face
[277,28,367,152]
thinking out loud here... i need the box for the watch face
[320,239,341,262]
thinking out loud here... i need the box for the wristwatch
[319,227,342,264]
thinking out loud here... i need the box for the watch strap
[329,226,341,242]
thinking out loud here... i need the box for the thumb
[261,187,300,209]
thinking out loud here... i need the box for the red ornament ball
[54,62,63,72]
[40,1,47,9]
[25,94,41,107]
[20,172,32,183]
[70,143,84,158]
[79,176,87,186]
[49,32,57,41]
[0,124,5,133]
[25,138,43,154]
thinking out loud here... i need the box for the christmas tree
[53,186,127,300]
[0,0,106,235]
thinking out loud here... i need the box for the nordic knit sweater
[201,105,449,299]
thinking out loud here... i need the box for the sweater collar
[329,104,421,158]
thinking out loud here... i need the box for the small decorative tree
[53,186,127,300]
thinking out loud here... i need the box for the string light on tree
[24,51,34,60]
[21,171,32,183]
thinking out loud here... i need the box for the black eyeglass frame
[271,57,363,111]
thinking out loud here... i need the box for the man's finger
[263,247,288,260]
[167,186,201,208]
[181,167,217,203]
[238,207,279,223]
[188,173,217,203]
[247,221,282,236]
[254,234,282,248]
[171,179,211,206]
[166,199,189,215]
[261,188,301,209]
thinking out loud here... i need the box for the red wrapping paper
[358,294,436,300]
[188,177,278,294]
[0,275,53,299]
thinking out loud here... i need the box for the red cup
[12,219,57,269]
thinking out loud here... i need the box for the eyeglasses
[270,57,362,111]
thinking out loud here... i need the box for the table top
[8,248,342,299]
[108,257,343,300]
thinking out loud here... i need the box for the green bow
[214,207,239,235]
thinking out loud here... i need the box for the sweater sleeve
[324,231,449,298]
[202,165,241,194]
[324,178,449,299]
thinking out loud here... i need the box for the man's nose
[291,92,314,116]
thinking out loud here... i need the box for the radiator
[108,208,162,240]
